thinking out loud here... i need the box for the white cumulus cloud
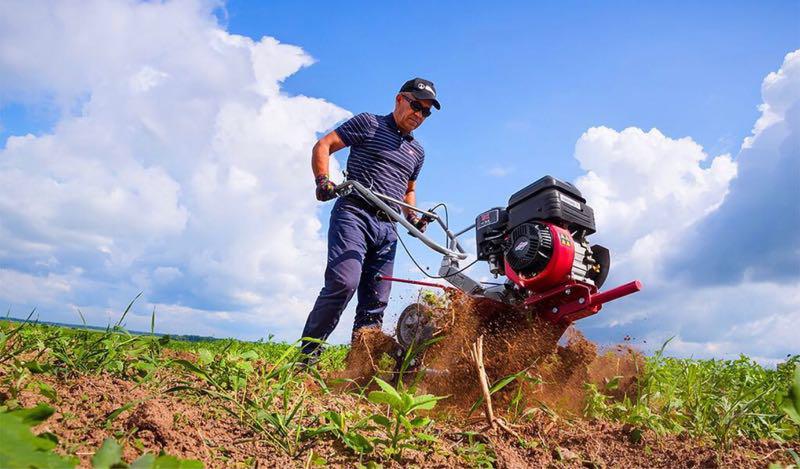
[0,0,350,339]
[574,126,737,284]
[575,50,800,361]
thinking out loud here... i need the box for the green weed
[583,338,800,447]
[0,403,76,468]
[366,376,444,460]
[455,431,496,468]
[169,340,326,457]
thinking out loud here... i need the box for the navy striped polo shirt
[335,113,425,206]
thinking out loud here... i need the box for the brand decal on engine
[559,232,572,247]
[514,239,529,251]
[558,193,582,210]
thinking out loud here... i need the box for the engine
[475,176,610,293]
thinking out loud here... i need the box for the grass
[1,313,798,468]
[583,339,800,448]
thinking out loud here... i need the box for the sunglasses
[402,95,433,118]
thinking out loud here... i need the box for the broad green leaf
[779,366,800,424]
[308,452,327,466]
[91,438,122,469]
[401,393,414,413]
[131,453,204,469]
[627,427,643,444]
[370,414,392,427]
[151,454,204,468]
[409,416,430,427]
[322,411,343,429]
[131,453,156,469]
[367,391,402,409]
[344,433,374,454]
[0,412,74,469]
[197,349,214,366]
[24,360,53,374]
[239,350,258,361]
[9,403,55,426]
[38,432,59,445]
[409,394,443,412]
[372,378,402,405]
[399,414,412,431]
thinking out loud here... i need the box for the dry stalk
[470,335,496,429]
[470,335,523,440]
[358,332,378,372]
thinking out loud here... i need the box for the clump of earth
[338,292,643,415]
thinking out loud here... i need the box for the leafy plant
[0,403,76,468]
[92,438,203,469]
[169,340,325,456]
[47,296,168,379]
[582,338,800,446]
[314,410,374,454]
[779,365,800,425]
[455,432,496,468]
[366,377,443,460]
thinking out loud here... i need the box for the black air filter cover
[507,175,596,234]
[504,222,553,276]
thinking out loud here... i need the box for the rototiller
[334,175,642,350]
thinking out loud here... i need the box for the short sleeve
[410,148,425,181]
[334,113,377,147]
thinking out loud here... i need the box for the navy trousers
[300,197,397,356]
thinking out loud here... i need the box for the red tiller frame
[523,280,642,323]
[376,275,456,292]
[377,274,642,324]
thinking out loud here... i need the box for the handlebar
[335,180,468,260]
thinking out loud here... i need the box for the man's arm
[312,130,347,179]
[404,180,432,233]
[403,180,417,219]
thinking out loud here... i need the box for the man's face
[394,93,433,133]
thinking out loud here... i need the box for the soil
[10,370,798,468]
[3,299,797,468]
[332,326,401,388]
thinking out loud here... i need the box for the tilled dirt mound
[339,294,643,415]
[332,326,400,387]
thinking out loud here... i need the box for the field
[1,299,799,468]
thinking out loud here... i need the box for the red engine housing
[504,223,575,291]
[502,222,641,323]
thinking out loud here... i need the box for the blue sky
[0,0,798,362]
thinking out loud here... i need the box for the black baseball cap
[399,78,441,110]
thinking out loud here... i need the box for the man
[299,78,441,360]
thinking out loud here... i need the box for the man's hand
[315,175,337,201]
[406,212,433,234]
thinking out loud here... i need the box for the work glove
[406,212,433,234]
[315,175,337,202]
